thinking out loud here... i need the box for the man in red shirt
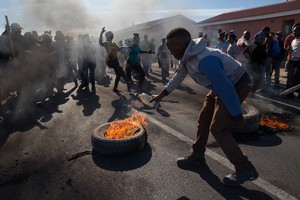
[284,23,300,98]
[284,22,300,66]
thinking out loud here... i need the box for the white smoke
[19,0,166,36]
[23,0,90,35]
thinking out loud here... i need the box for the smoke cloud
[21,0,165,36]
[23,0,90,35]
[0,0,192,121]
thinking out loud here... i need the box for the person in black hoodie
[243,32,268,94]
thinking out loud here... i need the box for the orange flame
[260,114,290,131]
[104,112,147,139]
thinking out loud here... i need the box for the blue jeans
[271,59,282,83]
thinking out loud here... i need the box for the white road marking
[254,94,300,111]
[141,110,298,200]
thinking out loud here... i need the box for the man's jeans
[192,72,252,171]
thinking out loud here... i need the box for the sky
[0,0,285,36]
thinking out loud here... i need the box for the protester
[6,23,27,95]
[53,30,68,92]
[150,27,258,186]
[140,34,152,77]
[198,31,204,38]
[202,33,211,47]
[0,26,13,100]
[236,31,251,66]
[284,24,300,98]
[31,33,58,101]
[99,27,131,93]
[261,26,273,88]
[125,33,152,88]
[117,40,126,69]
[157,38,171,83]
[284,22,300,63]
[10,23,27,57]
[77,34,84,83]
[271,31,285,86]
[170,55,179,69]
[65,35,78,87]
[243,32,268,94]
[227,34,238,59]
[80,34,96,91]
[216,31,228,53]
[149,38,156,72]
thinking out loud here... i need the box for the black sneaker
[223,163,259,186]
[177,154,206,168]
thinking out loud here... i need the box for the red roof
[199,1,300,24]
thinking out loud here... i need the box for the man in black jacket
[243,32,268,94]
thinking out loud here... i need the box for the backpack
[272,40,280,56]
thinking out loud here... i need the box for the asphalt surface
[0,64,299,200]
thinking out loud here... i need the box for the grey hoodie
[162,38,246,117]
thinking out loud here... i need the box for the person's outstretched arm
[99,27,105,46]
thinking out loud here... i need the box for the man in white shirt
[236,31,251,67]
[285,25,300,98]
[227,34,238,59]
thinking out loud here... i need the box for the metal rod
[279,83,300,96]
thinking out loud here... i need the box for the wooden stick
[5,15,16,59]
[67,150,93,161]
[279,83,300,96]
[4,16,15,93]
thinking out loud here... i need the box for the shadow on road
[178,165,274,200]
[233,133,282,147]
[71,87,101,116]
[92,143,152,171]
[0,86,77,148]
[107,97,131,123]
[95,73,111,88]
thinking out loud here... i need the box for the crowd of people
[0,23,178,102]
[214,24,300,98]
[0,22,299,112]
[1,19,300,187]
[0,23,107,104]
[0,22,178,121]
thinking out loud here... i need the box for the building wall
[114,16,198,52]
[200,14,300,47]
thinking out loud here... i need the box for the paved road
[0,64,299,200]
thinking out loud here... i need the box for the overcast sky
[0,0,285,36]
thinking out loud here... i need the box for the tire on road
[230,104,261,134]
[91,123,147,156]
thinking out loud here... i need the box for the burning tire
[230,104,261,134]
[91,123,147,156]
